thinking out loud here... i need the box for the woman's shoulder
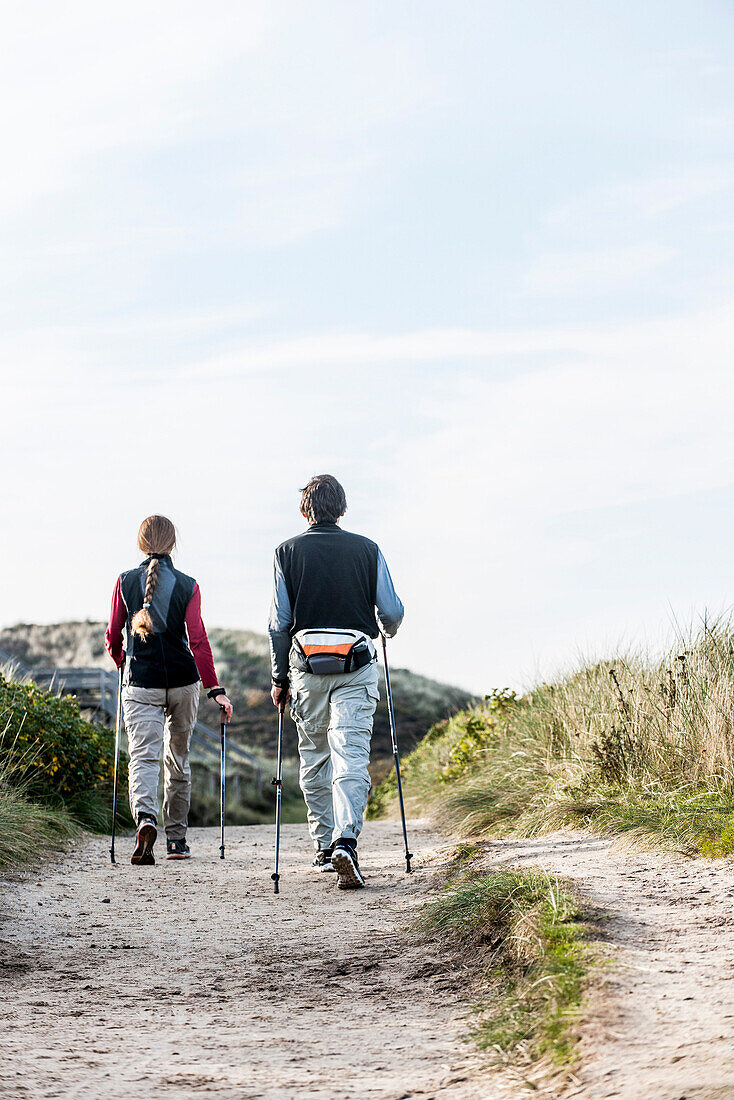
[171,562,197,592]
[119,564,143,583]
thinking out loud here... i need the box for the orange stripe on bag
[302,643,353,656]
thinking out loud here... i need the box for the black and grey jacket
[116,557,200,689]
[267,522,404,683]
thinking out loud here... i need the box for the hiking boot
[331,838,365,889]
[312,846,335,872]
[131,816,157,865]
[166,838,191,860]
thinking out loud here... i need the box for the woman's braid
[131,558,160,640]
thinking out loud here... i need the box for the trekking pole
[381,635,413,873]
[109,665,123,864]
[271,702,285,894]
[219,711,227,859]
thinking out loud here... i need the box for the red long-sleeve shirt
[104,577,219,689]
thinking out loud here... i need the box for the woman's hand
[217,695,234,722]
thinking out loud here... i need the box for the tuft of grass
[416,867,592,1067]
[0,769,79,869]
[452,841,482,864]
[370,619,734,856]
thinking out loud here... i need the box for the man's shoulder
[340,529,379,554]
[275,527,379,556]
[275,531,307,556]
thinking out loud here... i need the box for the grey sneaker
[331,839,365,889]
[312,847,335,872]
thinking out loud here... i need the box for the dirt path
[485,833,734,1099]
[0,821,494,1100]
[4,822,734,1099]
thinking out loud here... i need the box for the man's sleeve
[268,553,293,683]
[375,548,404,637]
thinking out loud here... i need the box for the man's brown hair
[300,475,347,525]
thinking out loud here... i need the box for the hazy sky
[2,2,734,694]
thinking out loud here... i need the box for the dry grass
[370,618,734,855]
[0,760,78,869]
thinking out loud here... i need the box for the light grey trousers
[290,661,380,850]
[122,682,200,839]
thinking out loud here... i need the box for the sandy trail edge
[484,833,734,1099]
[0,821,500,1100]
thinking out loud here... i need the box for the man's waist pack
[291,629,376,676]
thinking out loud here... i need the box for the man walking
[268,475,404,889]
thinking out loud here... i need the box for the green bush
[367,689,519,819]
[0,673,117,816]
[441,689,519,781]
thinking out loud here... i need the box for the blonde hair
[130,515,177,641]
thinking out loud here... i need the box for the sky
[2,1,734,694]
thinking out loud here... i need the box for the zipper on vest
[159,633,169,707]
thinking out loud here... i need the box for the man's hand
[217,695,234,722]
[271,684,290,710]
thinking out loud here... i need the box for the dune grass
[0,765,79,869]
[416,860,592,1068]
[369,619,734,856]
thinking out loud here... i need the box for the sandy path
[5,821,733,1099]
[0,821,494,1100]
[485,833,734,1099]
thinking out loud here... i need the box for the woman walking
[105,515,233,865]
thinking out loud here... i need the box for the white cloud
[0,2,433,227]
[546,167,733,228]
[180,327,577,378]
[0,4,278,212]
[4,300,732,692]
[523,244,676,296]
[377,301,734,688]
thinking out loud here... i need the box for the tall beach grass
[370,618,734,855]
[0,755,78,869]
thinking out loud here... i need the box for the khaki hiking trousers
[122,682,200,840]
[290,661,379,850]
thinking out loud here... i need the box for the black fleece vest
[119,557,199,689]
[276,523,380,639]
